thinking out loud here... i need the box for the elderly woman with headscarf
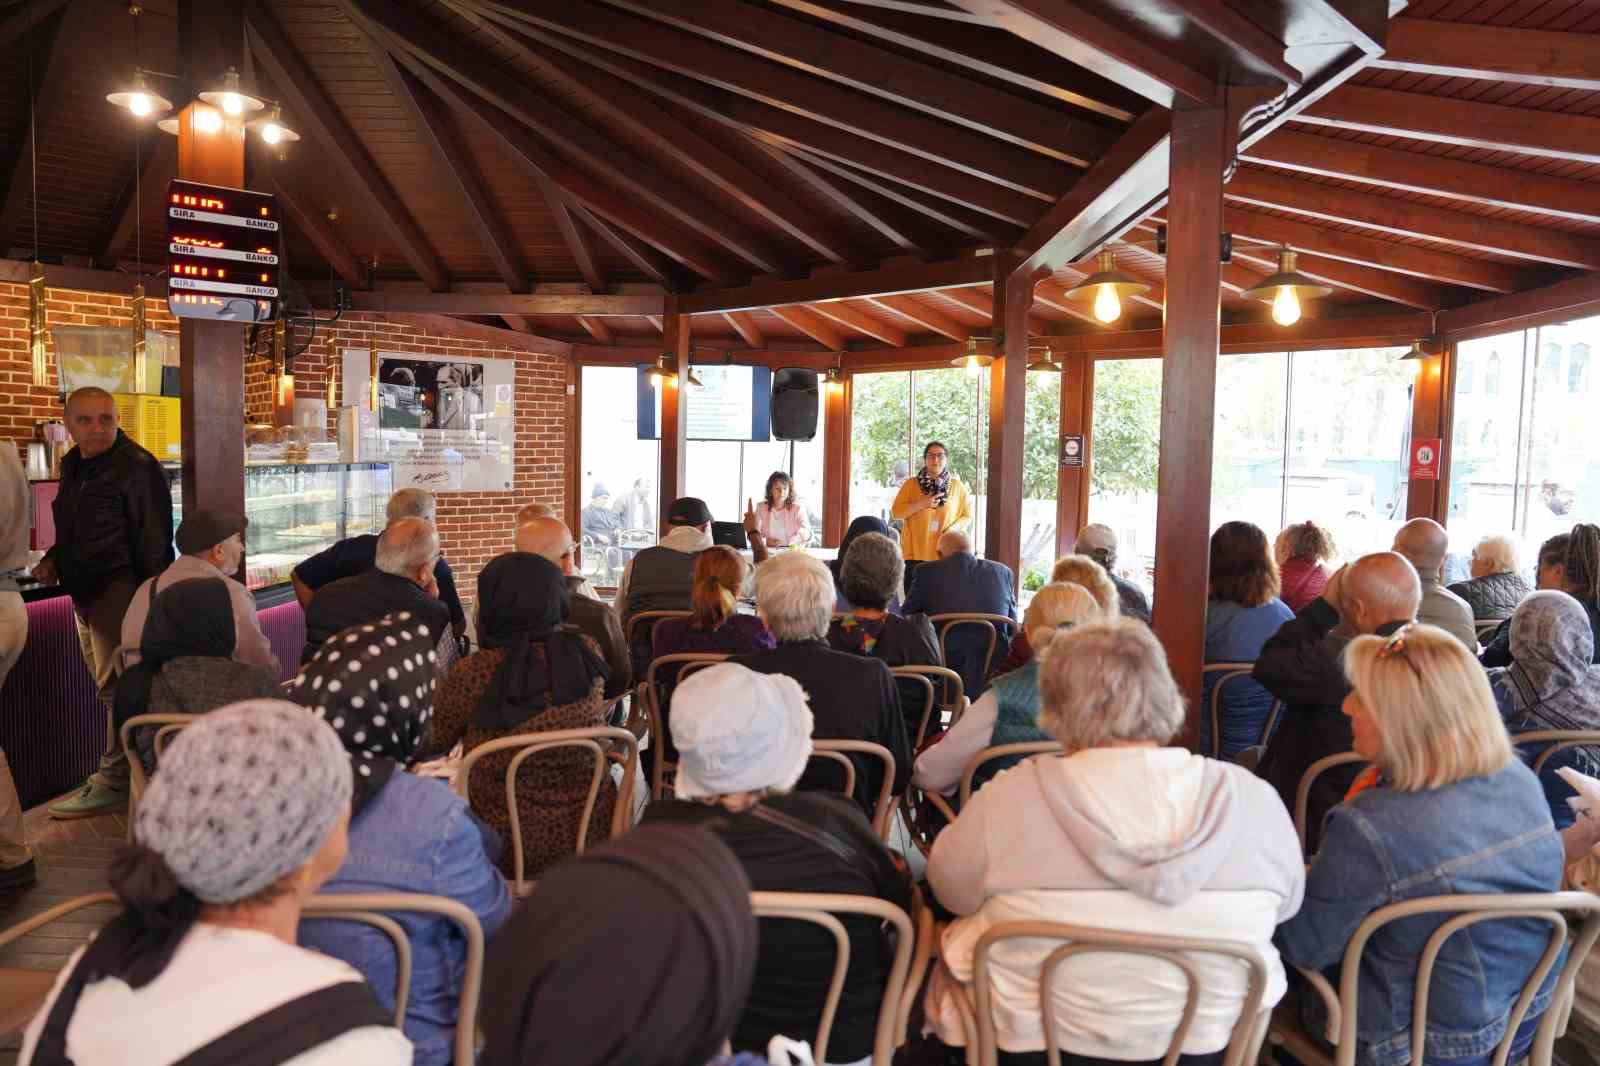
[431,552,612,879]
[291,613,512,1066]
[112,578,281,773]
[479,822,778,1066]
[643,663,911,1066]
[19,701,409,1066]
[1488,589,1600,829]
[829,516,901,613]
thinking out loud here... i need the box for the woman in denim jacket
[1278,623,1565,1066]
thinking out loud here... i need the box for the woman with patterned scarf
[889,441,974,564]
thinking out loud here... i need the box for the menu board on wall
[340,349,516,492]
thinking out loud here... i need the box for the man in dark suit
[302,517,452,664]
[902,530,1016,700]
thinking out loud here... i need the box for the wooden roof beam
[545,185,605,292]
[723,311,765,347]
[771,305,845,349]
[571,204,681,289]
[1373,17,1600,92]
[1164,0,1300,87]
[747,139,926,256]
[577,316,614,344]
[783,145,1015,244]
[390,313,572,356]
[337,289,664,315]
[0,0,67,49]
[96,137,176,269]
[1242,131,1600,226]
[862,294,971,342]
[271,180,370,291]
[1225,240,1443,310]
[679,254,995,314]
[946,0,1218,108]
[807,301,909,346]
[939,285,1050,336]
[1300,85,1600,166]
[244,2,450,292]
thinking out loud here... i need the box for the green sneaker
[47,780,129,819]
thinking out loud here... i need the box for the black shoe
[0,857,37,891]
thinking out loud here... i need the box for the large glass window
[1020,367,1062,589]
[578,365,660,585]
[1087,358,1162,595]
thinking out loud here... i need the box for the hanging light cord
[132,3,141,276]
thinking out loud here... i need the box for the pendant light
[1243,249,1331,327]
[106,71,173,119]
[646,353,676,389]
[1399,338,1429,378]
[197,67,265,118]
[1065,250,1149,325]
[248,104,301,148]
[950,336,993,379]
[1025,345,1061,373]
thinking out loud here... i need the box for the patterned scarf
[1502,590,1600,778]
[916,463,950,507]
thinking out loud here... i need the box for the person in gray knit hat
[19,701,410,1066]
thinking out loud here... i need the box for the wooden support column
[822,373,852,547]
[985,253,1031,585]
[1405,342,1452,522]
[564,357,581,532]
[1055,351,1094,559]
[657,296,690,537]
[1153,101,1227,745]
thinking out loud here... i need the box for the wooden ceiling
[2,0,1597,353]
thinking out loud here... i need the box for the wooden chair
[300,892,487,1066]
[1294,752,1370,854]
[749,891,914,1066]
[1267,892,1600,1066]
[959,741,1063,807]
[454,726,638,896]
[1516,729,1600,775]
[119,712,200,839]
[0,892,117,1036]
[899,741,1061,857]
[640,652,729,800]
[1201,662,1283,759]
[624,609,692,661]
[959,921,1274,1066]
[929,613,1016,685]
[811,739,897,840]
[890,664,967,748]
[1476,618,1505,640]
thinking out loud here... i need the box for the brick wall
[2,288,567,605]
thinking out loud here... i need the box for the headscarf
[479,824,757,1066]
[289,612,440,815]
[830,515,894,584]
[1503,590,1600,732]
[112,578,236,731]
[916,460,951,507]
[474,552,608,730]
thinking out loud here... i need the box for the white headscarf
[671,663,814,798]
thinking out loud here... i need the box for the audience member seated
[654,546,776,660]
[478,823,772,1066]
[301,517,451,665]
[291,613,512,1066]
[830,516,901,613]
[1255,553,1420,847]
[292,488,466,639]
[987,556,1115,680]
[923,619,1304,1065]
[753,470,812,549]
[734,552,910,815]
[1075,523,1152,623]
[516,516,631,697]
[119,508,276,676]
[827,532,941,733]
[20,700,410,1065]
[1487,591,1600,830]
[903,529,1016,700]
[430,553,613,879]
[1482,524,1600,668]
[616,496,714,674]
[580,483,622,546]
[913,582,1105,798]
[1449,534,1531,623]
[644,663,911,1066]
[1275,520,1337,614]
[1277,623,1565,1066]
[1203,521,1294,759]
[1393,517,1477,649]
[112,578,281,773]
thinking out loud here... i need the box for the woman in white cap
[20,700,410,1066]
[644,662,912,1066]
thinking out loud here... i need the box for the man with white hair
[1074,523,1152,623]
[514,517,630,697]
[1448,533,1532,623]
[1393,517,1477,648]
[292,487,466,639]
[902,529,1016,699]
[300,517,451,664]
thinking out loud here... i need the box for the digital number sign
[166,179,280,323]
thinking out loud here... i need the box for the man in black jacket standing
[33,387,173,818]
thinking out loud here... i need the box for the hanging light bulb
[248,104,301,148]
[1244,249,1331,327]
[1271,285,1302,327]
[1066,249,1149,326]
[950,336,994,378]
[1399,338,1429,378]
[197,67,264,119]
[106,71,173,119]
[646,353,676,390]
[192,106,224,134]
[1025,346,1061,373]
[1092,284,1122,324]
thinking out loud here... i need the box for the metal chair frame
[811,739,898,840]
[640,651,730,800]
[1476,618,1505,639]
[454,726,638,896]
[930,613,1016,685]
[968,921,1273,1066]
[1202,662,1283,759]
[624,609,693,655]
[899,741,1061,858]
[120,712,200,840]
[890,664,967,749]
[1294,752,1370,854]
[1515,729,1600,775]
[749,891,914,1066]
[959,741,1064,808]
[1268,893,1600,1066]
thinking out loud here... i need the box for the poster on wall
[341,349,515,492]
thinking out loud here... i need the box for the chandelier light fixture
[1065,249,1149,325]
[951,336,994,379]
[1243,248,1331,327]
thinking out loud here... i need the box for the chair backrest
[1294,752,1370,853]
[971,921,1273,1066]
[1513,729,1600,775]
[0,893,118,1034]
[120,712,200,837]
[454,726,638,895]
[300,892,487,1066]
[960,741,1063,807]
[812,739,897,840]
[749,891,914,1066]
[642,652,730,800]
[1476,618,1504,639]
[890,664,966,748]
[930,613,1014,682]
[1202,663,1283,758]
[625,609,692,650]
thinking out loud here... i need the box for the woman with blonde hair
[1279,623,1565,1066]
[1275,520,1338,612]
[988,555,1117,680]
[913,581,1107,796]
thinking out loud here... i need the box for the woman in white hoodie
[923,618,1305,1065]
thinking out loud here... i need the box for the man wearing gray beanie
[17,700,410,1066]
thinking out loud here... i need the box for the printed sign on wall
[1061,433,1085,468]
[1410,438,1442,481]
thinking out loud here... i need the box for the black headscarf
[479,823,757,1066]
[289,611,440,815]
[474,552,608,730]
[112,578,236,731]
[830,515,895,584]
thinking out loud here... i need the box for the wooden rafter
[770,305,845,348]
[0,0,67,49]
[940,286,1049,337]
[271,179,369,291]
[678,255,994,314]
[97,137,175,269]
[335,289,663,315]
[783,145,1013,244]
[807,301,909,346]
[544,184,605,292]
[571,204,680,289]
[394,313,571,356]
[244,2,450,292]
[863,294,971,342]
[1223,240,1443,311]
[747,139,925,255]
[723,311,765,347]
[1373,17,1600,92]
[1165,0,1299,85]
[577,316,614,344]
[0,6,70,254]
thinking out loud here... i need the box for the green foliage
[1090,359,1162,498]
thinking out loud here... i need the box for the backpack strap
[171,981,392,1066]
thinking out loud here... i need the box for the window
[1087,358,1162,595]
[1020,367,1062,589]
[578,365,660,585]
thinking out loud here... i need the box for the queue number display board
[166,179,280,323]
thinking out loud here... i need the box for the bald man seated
[1253,551,1421,847]
[902,529,1016,700]
[1393,517,1477,649]
[515,517,631,698]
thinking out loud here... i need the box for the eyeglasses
[1377,623,1423,681]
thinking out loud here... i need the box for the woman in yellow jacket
[890,441,974,562]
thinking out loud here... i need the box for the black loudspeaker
[771,367,820,441]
